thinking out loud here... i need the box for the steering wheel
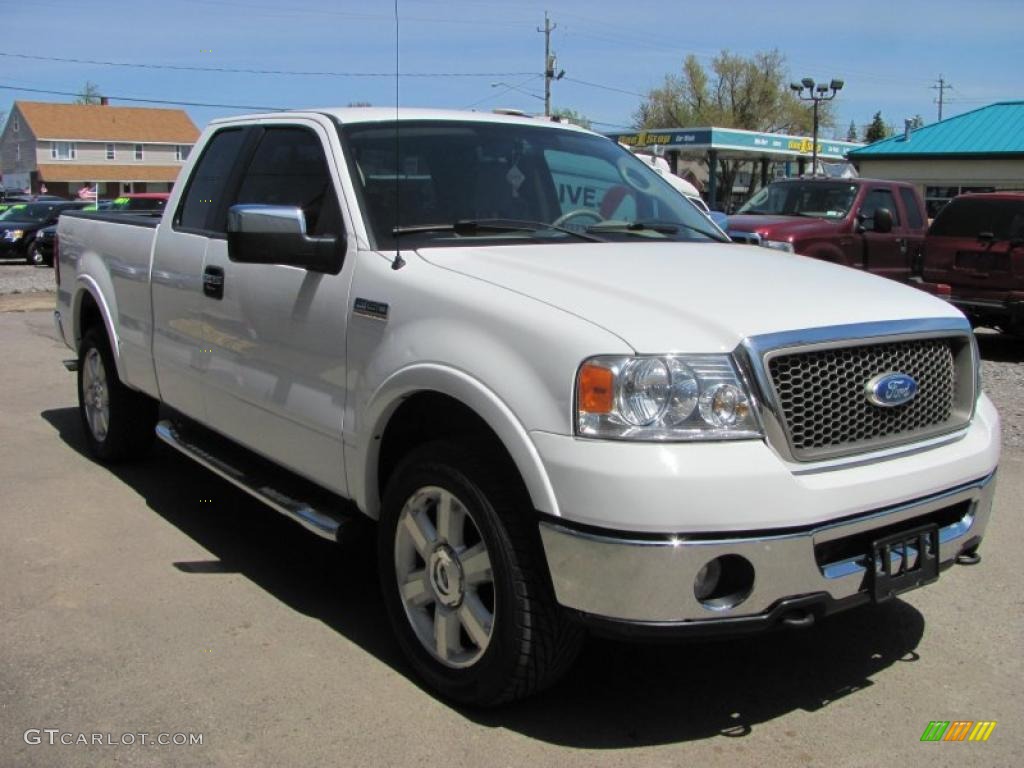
[552,207,605,229]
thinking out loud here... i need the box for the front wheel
[78,327,158,462]
[378,441,581,706]
[27,241,45,266]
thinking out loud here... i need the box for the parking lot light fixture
[792,77,844,176]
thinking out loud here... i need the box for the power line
[562,77,645,98]
[0,52,534,79]
[0,84,284,111]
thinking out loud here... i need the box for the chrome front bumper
[539,472,996,626]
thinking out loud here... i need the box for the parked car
[106,192,170,212]
[919,192,1024,334]
[55,108,998,705]
[0,201,90,262]
[2,194,68,203]
[727,178,929,283]
[30,223,58,266]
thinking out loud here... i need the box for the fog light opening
[694,554,755,611]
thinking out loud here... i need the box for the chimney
[903,118,913,141]
[100,97,109,106]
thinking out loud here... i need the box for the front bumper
[540,471,995,628]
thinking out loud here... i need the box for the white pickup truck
[55,108,1000,706]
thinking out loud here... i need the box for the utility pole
[931,75,953,122]
[538,12,563,117]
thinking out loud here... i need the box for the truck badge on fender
[865,372,918,407]
[353,298,389,321]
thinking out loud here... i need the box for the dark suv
[920,192,1024,334]
[0,201,90,263]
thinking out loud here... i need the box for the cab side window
[233,127,342,237]
[176,128,246,233]
[860,188,901,229]
[899,188,924,229]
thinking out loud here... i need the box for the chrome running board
[156,419,353,542]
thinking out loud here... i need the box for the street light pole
[790,78,844,176]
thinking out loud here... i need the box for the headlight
[4,229,24,242]
[761,239,794,253]
[576,355,762,440]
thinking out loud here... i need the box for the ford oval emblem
[865,372,918,408]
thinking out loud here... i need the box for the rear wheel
[78,327,158,461]
[378,440,581,706]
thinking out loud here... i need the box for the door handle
[202,266,224,300]
[896,237,908,256]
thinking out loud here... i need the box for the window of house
[134,144,144,161]
[176,145,191,162]
[12,115,19,133]
[51,142,77,160]
[106,144,116,160]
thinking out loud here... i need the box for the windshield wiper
[392,218,604,242]
[587,219,725,241]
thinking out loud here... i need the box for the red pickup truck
[726,178,929,283]
[919,192,1024,334]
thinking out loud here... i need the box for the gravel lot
[0,259,56,294]
[978,330,1024,448]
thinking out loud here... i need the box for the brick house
[0,100,199,198]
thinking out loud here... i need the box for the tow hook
[780,611,816,629]
[956,550,982,566]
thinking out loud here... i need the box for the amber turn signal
[578,363,614,413]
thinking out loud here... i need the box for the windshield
[340,120,727,248]
[0,203,56,222]
[738,181,858,219]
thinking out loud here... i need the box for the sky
[1,0,1022,138]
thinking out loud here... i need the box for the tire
[27,241,44,266]
[378,440,582,706]
[77,326,158,462]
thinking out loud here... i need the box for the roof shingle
[15,101,199,143]
[39,164,185,182]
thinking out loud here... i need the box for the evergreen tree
[865,111,890,143]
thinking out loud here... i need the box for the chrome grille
[767,338,961,460]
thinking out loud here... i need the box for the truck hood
[727,214,841,239]
[417,241,961,352]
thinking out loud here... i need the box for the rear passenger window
[899,188,924,229]
[232,127,342,237]
[176,128,246,232]
[931,198,1024,240]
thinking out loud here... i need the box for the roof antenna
[391,0,405,270]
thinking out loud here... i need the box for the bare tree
[75,82,103,105]
[635,50,836,207]
[551,107,592,129]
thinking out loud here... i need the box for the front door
[858,187,908,281]
[152,126,249,420]
[198,122,353,495]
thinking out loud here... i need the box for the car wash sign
[608,127,861,160]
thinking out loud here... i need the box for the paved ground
[1,308,1021,768]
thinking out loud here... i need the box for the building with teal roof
[848,101,1024,217]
